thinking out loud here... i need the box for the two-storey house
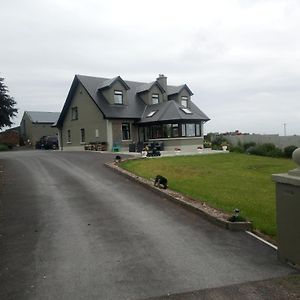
[56,74,210,151]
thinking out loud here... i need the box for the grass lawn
[120,153,296,238]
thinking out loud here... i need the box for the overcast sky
[1,0,300,135]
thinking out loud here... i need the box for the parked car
[35,135,58,150]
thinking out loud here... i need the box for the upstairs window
[122,123,131,140]
[181,96,188,108]
[152,93,159,104]
[114,90,123,104]
[71,107,78,120]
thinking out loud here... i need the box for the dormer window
[114,90,123,104]
[181,96,188,108]
[152,93,159,104]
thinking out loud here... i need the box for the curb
[104,162,252,232]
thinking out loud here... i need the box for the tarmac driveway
[0,151,296,299]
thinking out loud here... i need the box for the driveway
[0,151,296,299]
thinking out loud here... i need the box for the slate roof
[138,100,209,124]
[136,81,165,94]
[56,74,209,127]
[167,84,193,96]
[26,111,60,124]
[97,76,130,90]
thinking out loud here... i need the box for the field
[120,153,296,238]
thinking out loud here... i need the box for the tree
[0,77,18,129]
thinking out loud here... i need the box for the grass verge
[120,153,296,238]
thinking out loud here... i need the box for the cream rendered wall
[61,83,107,150]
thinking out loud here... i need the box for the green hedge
[230,142,298,159]
[0,144,9,151]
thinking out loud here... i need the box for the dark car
[35,135,58,150]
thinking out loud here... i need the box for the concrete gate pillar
[272,148,300,268]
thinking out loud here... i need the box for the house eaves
[97,76,130,91]
[167,84,194,96]
[137,100,209,124]
[25,111,60,124]
[136,81,166,94]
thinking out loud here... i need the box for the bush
[247,145,262,156]
[268,148,283,158]
[243,142,256,151]
[230,146,244,153]
[203,140,212,148]
[0,144,9,151]
[247,143,283,158]
[284,145,298,158]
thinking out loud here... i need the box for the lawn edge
[104,160,252,232]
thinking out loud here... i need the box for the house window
[181,96,188,108]
[146,123,201,139]
[67,130,71,143]
[80,128,85,143]
[172,124,179,137]
[114,90,123,104]
[147,110,158,117]
[71,107,78,120]
[152,93,159,104]
[196,124,201,136]
[181,124,186,137]
[95,129,99,138]
[122,123,131,140]
[181,107,192,114]
[186,124,195,136]
[163,124,171,138]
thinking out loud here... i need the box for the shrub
[243,142,256,151]
[247,143,283,158]
[268,148,283,158]
[203,140,212,148]
[230,146,244,153]
[284,145,298,158]
[0,144,9,151]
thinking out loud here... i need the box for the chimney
[156,74,167,92]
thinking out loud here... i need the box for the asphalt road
[0,151,296,300]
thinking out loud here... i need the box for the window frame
[71,107,78,120]
[152,93,159,104]
[181,96,188,108]
[122,123,131,141]
[147,122,202,139]
[80,128,86,144]
[67,129,71,143]
[114,90,123,105]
